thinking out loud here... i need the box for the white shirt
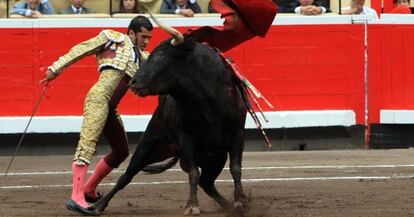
[71,5,83,14]
[341,6,379,19]
[174,4,187,14]
[294,5,327,14]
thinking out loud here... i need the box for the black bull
[94,37,249,216]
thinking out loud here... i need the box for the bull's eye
[152,53,163,62]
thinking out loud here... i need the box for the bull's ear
[185,36,197,44]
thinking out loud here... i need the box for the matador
[40,16,153,215]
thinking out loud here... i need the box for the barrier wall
[369,15,414,124]
[0,15,412,134]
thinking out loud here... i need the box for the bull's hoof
[93,198,108,213]
[184,206,200,216]
[233,198,250,216]
[233,201,246,215]
[65,199,100,216]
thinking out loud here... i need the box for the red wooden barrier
[1,17,384,133]
[0,23,366,122]
[368,23,414,123]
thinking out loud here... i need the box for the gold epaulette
[101,30,125,43]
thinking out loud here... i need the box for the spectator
[341,0,379,19]
[390,0,411,13]
[40,15,153,215]
[161,0,202,17]
[274,0,295,13]
[274,0,285,12]
[60,0,93,14]
[116,0,141,13]
[208,1,216,13]
[286,0,328,15]
[12,0,55,18]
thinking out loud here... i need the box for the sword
[3,81,49,178]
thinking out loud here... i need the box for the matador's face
[135,27,153,51]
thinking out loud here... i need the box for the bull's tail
[142,156,179,174]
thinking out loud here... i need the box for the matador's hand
[40,69,57,84]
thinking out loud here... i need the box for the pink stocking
[71,162,89,208]
[84,158,113,198]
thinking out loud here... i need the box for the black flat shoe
[85,192,103,203]
[66,199,100,216]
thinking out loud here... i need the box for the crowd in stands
[160,0,201,17]
[275,0,330,14]
[59,0,93,14]
[274,0,412,16]
[2,0,414,19]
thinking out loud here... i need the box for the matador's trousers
[74,69,130,167]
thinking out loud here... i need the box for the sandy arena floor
[2,149,414,217]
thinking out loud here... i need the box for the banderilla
[3,81,49,178]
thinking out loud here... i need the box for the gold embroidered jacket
[48,30,145,77]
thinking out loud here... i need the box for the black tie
[76,8,80,14]
[134,46,142,67]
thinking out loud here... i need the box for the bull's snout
[129,77,149,97]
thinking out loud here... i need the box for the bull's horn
[143,6,184,46]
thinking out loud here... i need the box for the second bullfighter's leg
[199,152,232,213]
[180,134,200,216]
[229,129,249,215]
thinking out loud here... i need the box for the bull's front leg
[94,138,153,213]
[180,134,200,216]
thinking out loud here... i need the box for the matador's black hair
[128,15,153,34]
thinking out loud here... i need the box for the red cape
[186,0,278,52]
